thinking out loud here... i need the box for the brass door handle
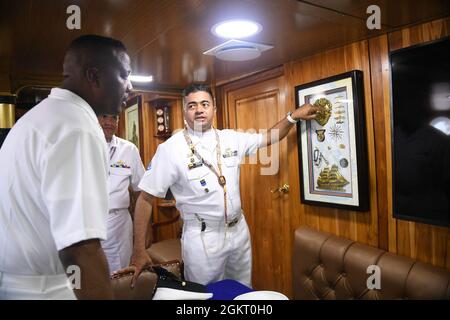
[271,184,290,194]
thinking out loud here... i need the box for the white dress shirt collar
[49,88,99,124]
[186,127,217,152]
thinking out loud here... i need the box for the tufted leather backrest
[293,227,450,299]
[111,260,181,300]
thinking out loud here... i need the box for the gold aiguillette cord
[183,128,228,223]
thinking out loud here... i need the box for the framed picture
[295,70,369,211]
[124,95,143,153]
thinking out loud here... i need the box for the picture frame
[124,95,143,154]
[295,70,369,211]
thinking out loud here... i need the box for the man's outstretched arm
[261,103,318,147]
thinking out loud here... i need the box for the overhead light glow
[212,20,262,39]
[129,75,153,83]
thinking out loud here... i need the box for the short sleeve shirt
[0,88,109,275]
[107,135,145,210]
[138,128,262,220]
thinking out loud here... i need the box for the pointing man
[119,83,317,287]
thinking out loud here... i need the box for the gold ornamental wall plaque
[313,98,332,126]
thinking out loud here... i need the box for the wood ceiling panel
[1,0,449,91]
[306,0,450,28]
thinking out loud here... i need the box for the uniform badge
[188,162,203,169]
[222,147,238,158]
[111,160,130,168]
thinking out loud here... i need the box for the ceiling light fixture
[203,39,273,61]
[211,20,262,39]
[129,75,153,83]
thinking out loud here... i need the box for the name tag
[188,162,203,170]
[222,149,238,158]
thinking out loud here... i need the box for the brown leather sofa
[145,212,182,264]
[293,227,450,299]
[147,239,182,264]
[111,260,181,300]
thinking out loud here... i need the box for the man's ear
[85,67,101,88]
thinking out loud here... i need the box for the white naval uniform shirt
[138,128,262,220]
[108,135,145,209]
[0,88,109,275]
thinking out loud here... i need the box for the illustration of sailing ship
[316,164,349,191]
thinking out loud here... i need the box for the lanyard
[109,146,116,161]
[183,128,228,223]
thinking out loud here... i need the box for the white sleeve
[138,143,178,198]
[236,131,263,156]
[41,130,109,251]
[130,145,145,192]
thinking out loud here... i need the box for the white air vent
[203,39,273,61]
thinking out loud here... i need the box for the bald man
[0,35,132,299]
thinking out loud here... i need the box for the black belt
[226,217,240,228]
[194,214,240,231]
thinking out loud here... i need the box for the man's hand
[113,250,153,288]
[261,103,319,147]
[292,103,318,121]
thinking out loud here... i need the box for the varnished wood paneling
[309,0,450,28]
[226,76,292,296]
[368,35,392,251]
[144,93,183,242]
[389,17,450,52]
[118,90,183,242]
[219,41,385,295]
[213,18,450,298]
[284,40,379,248]
[386,17,450,268]
[3,0,449,91]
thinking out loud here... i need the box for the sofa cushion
[111,261,181,300]
[147,238,182,264]
[293,227,450,300]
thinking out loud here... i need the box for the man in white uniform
[98,114,145,273]
[0,35,132,299]
[119,84,317,287]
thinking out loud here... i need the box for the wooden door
[226,76,291,294]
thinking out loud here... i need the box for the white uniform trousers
[101,208,133,273]
[181,214,252,287]
[0,272,76,300]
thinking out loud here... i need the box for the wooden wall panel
[386,17,450,268]
[118,90,183,242]
[284,40,379,247]
[368,35,393,252]
[388,18,450,52]
[218,16,450,273]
